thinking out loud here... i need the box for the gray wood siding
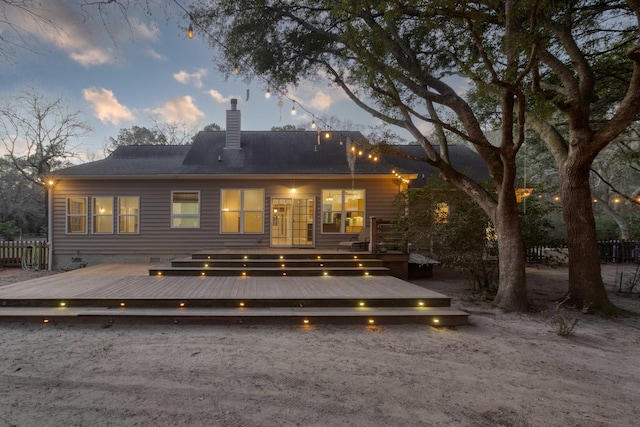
[51,177,401,262]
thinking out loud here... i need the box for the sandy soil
[0,264,638,427]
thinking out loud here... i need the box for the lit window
[118,197,139,234]
[221,189,264,233]
[321,189,365,233]
[172,191,200,228]
[92,197,113,234]
[66,197,87,234]
[434,203,449,223]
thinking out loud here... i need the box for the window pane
[221,211,240,232]
[93,197,113,215]
[221,190,241,211]
[68,198,86,215]
[119,216,139,233]
[243,189,264,211]
[322,190,342,210]
[68,216,86,233]
[173,192,199,202]
[119,197,138,215]
[345,211,364,233]
[94,216,113,233]
[243,212,263,233]
[345,190,364,211]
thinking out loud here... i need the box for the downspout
[47,184,53,271]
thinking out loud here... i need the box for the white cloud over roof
[83,87,135,125]
[152,96,205,126]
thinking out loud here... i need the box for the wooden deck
[0,263,468,326]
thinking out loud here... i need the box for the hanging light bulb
[187,24,194,39]
[265,88,271,99]
[234,64,239,74]
[324,131,330,139]
[311,117,317,129]
[291,101,297,115]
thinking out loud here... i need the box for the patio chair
[338,227,370,251]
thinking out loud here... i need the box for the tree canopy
[189,0,640,312]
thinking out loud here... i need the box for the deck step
[0,306,468,326]
[149,265,391,277]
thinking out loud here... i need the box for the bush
[0,221,19,241]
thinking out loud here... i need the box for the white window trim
[321,189,366,234]
[220,188,265,234]
[66,196,88,235]
[117,196,140,234]
[171,190,201,229]
[91,196,114,234]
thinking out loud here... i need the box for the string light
[173,0,407,179]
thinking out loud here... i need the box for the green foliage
[395,177,498,296]
[105,126,168,154]
[270,124,307,131]
[203,123,222,131]
[0,221,19,241]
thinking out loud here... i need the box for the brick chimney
[225,98,241,149]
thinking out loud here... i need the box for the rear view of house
[48,100,487,269]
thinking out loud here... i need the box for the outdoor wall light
[201,272,205,276]
[119,302,126,307]
[359,302,365,307]
[43,319,50,323]
[353,255,358,259]
[358,263,363,267]
[239,302,245,307]
[242,272,246,276]
[418,301,425,307]
[157,272,162,276]
[323,272,328,276]
[364,272,369,276]
[303,319,310,324]
[368,319,375,325]
[59,302,66,307]
[282,272,287,276]
[244,256,248,259]
[280,256,284,259]
[179,302,185,308]
[433,318,440,324]
[281,264,286,267]
[204,264,209,267]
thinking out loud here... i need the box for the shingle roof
[55,131,488,184]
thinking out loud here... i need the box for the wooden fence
[526,240,639,264]
[0,240,49,270]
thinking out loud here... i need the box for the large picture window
[172,191,200,228]
[322,189,365,233]
[118,197,139,233]
[66,197,87,234]
[92,197,113,234]
[221,189,264,233]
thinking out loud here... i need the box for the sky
[0,0,389,162]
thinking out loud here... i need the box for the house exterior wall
[50,176,401,268]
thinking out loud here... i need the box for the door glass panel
[271,198,314,247]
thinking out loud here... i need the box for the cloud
[174,69,208,88]
[8,0,118,67]
[308,90,333,111]
[152,96,205,126]
[207,89,235,105]
[83,87,135,126]
[130,18,159,41]
[144,48,166,61]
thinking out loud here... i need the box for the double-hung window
[172,191,200,228]
[66,197,88,234]
[321,189,365,233]
[221,189,264,233]
[118,197,139,233]
[92,197,113,233]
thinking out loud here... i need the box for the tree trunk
[493,185,529,311]
[560,161,614,311]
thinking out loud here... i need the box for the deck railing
[0,240,49,270]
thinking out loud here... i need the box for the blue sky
[0,0,388,161]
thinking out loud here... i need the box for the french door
[270,197,315,247]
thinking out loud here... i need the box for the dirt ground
[0,264,638,427]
